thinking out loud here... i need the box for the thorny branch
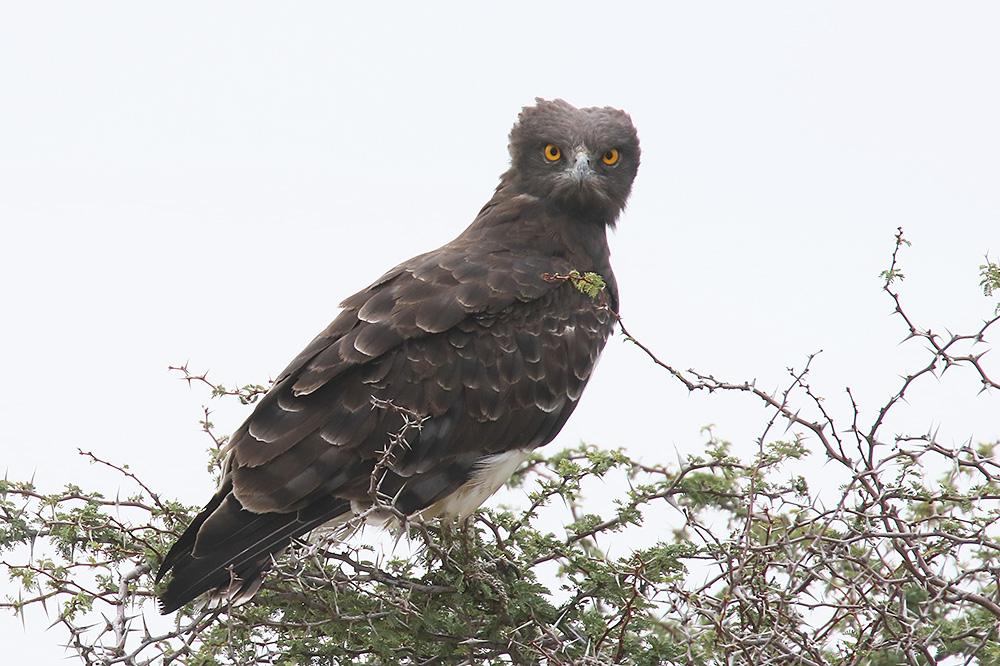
[367,397,428,510]
[605,227,1000,663]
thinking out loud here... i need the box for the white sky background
[2,2,999,663]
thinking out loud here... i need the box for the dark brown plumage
[156,98,640,614]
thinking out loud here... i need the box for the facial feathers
[502,98,640,224]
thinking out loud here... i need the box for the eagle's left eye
[602,149,620,166]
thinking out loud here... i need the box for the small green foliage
[981,255,1000,314]
[879,266,905,285]
[567,269,607,298]
[880,226,911,286]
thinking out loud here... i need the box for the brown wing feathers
[158,230,613,612]
[158,486,353,613]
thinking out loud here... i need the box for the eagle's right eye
[543,144,561,162]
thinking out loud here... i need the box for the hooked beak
[568,149,595,182]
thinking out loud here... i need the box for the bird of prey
[156,98,641,614]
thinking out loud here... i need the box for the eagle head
[503,98,641,226]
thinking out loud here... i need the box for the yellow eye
[602,148,620,165]
[543,144,561,162]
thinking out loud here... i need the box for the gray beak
[569,150,594,182]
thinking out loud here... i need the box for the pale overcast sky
[2,3,999,663]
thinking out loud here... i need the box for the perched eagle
[156,98,641,613]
